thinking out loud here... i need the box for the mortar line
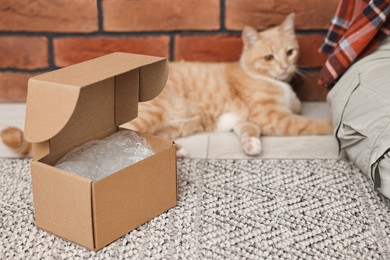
[97,0,104,32]
[169,33,175,61]
[0,29,329,38]
[220,0,226,31]
[47,34,57,70]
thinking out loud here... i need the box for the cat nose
[281,64,289,71]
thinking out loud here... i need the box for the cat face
[240,13,299,82]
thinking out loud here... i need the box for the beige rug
[1,158,390,259]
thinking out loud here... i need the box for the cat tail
[253,109,333,136]
[1,127,31,156]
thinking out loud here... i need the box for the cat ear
[282,13,295,34]
[242,26,259,49]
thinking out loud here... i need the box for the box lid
[24,52,168,159]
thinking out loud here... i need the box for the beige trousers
[327,36,390,198]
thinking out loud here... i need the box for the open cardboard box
[24,52,177,250]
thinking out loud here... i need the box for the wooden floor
[0,102,341,159]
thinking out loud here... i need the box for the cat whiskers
[293,68,316,84]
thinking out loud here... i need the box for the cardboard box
[24,52,177,250]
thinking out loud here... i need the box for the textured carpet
[1,158,390,259]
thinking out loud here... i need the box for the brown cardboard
[30,162,94,249]
[92,135,177,249]
[24,52,177,250]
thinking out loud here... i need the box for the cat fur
[125,13,332,156]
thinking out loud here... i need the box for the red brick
[0,72,37,102]
[0,0,98,32]
[54,36,170,67]
[297,34,328,68]
[226,0,339,30]
[103,0,220,32]
[0,37,48,69]
[175,35,242,62]
[174,34,328,68]
[291,72,328,101]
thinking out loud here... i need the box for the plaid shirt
[319,0,390,88]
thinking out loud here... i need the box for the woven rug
[1,159,390,259]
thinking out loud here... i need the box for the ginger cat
[1,13,332,157]
[126,13,332,156]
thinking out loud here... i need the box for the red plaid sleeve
[319,0,390,88]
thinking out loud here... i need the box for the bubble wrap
[55,130,155,182]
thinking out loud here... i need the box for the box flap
[24,52,168,159]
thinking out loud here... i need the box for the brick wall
[0,0,338,102]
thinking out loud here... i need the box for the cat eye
[264,55,274,61]
[286,49,294,56]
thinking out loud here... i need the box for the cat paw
[242,136,261,156]
[291,98,301,114]
[176,146,189,158]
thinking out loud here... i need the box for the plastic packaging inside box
[55,130,155,182]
